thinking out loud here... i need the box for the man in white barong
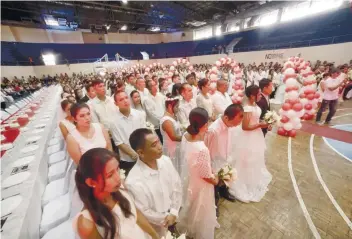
[126,128,182,238]
[204,104,244,207]
[211,80,232,117]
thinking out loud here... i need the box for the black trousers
[316,99,338,123]
[262,128,268,137]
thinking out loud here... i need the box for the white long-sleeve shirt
[90,96,116,131]
[204,117,232,172]
[125,155,182,237]
[177,98,197,126]
[211,91,232,117]
[143,92,165,128]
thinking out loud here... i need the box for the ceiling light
[44,15,59,26]
[121,25,127,30]
[149,27,160,32]
[42,53,56,66]
[121,0,128,4]
[105,24,111,30]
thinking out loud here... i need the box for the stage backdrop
[2,42,351,79]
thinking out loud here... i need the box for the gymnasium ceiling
[1,1,292,33]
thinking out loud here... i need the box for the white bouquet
[263,110,280,124]
[119,169,126,180]
[218,164,237,187]
[146,122,155,131]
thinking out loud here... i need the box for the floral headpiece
[165,95,181,102]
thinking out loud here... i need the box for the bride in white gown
[229,85,272,203]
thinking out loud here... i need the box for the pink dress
[178,137,219,239]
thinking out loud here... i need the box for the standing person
[177,83,197,126]
[204,104,244,205]
[257,79,273,137]
[136,77,149,103]
[130,90,147,121]
[89,79,116,131]
[196,78,215,121]
[66,103,112,165]
[79,83,96,103]
[211,80,232,117]
[228,85,272,203]
[160,94,182,173]
[110,91,146,174]
[168,75,180,94]
[58,99,76,139]
[144,80,165,143]
[126,129,182,238]
[316,68,347,125]
[126,74,136,95]
[186,74,198,97]
[158,78,169,96]
[178,108,220,239]
[73,148,159,239]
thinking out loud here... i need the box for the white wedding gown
[228,105,272,202]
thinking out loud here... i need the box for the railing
[1,34,351,66]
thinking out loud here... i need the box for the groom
[257,78,273,137]
[204,104,244,211]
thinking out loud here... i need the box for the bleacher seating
[1,7,351,65]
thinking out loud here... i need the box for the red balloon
[234,85,240,90]
[280,115,289,123]
[288,130,297,137]
[282,103,291,111]
[277,127,286,136]
[304,103,313,110]
[304,89,314,95]
[302,113,310,120]
[307,93,315,100]
[285,87,293,93]
[299,93,306,98]
[238,92,244,97]
[314,92,320,99]
[303,81,309,86]
[293,103,303,112]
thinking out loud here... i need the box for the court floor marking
[310,134,352,230]
[322,123,352,162]
[288,137,321,239]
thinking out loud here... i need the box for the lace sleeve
[196,148,213,179]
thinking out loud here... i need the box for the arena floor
[216,101,352,239]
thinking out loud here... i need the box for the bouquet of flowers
[119,169,126,180]
[218,164,236,187]
[146,122,155,131]
[263,110,280,124]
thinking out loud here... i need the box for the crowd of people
[1,59,351,239]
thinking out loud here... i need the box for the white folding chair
[41,219,75,239]
[40,161,76,237]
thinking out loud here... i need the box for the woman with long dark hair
[160,93,182,173]
[130,90,147,120]
[73,148,159,239]
[178,107,219,239]
[58,99,76,139]
[228,85,272,203]
[66,103,112,165]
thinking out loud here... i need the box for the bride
[229,85,272,203]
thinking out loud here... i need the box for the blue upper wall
[2,7,352,65]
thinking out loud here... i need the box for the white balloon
[211,66,218,72]
[286,110,296,119]
[210,74,217,81]
[283,122,293,131]
[284,68,295,75]
[210,82,216,90]
[286,78,298,87]
[287,91,299,100]
[236,96,242,101]
[182,59,186,63]
[300,98,308,105]
[294,123,302,130]
[186,62,190,66]
[215,61,221,67]
[298,109,305,118]
[291,117,301,126]
[173,61,177,66]
[220,58,225,63]
[170,66,175,71]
